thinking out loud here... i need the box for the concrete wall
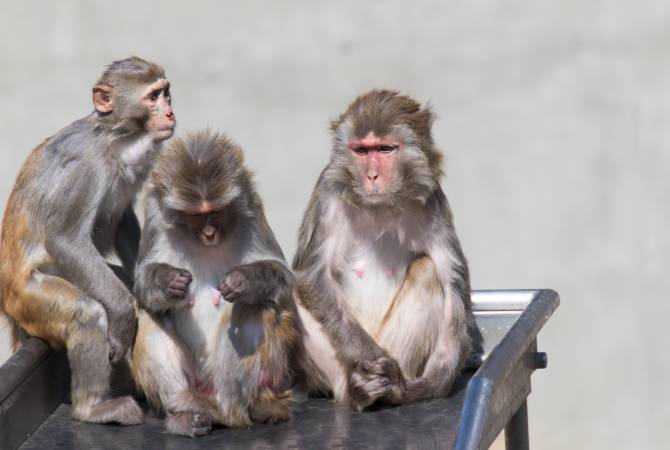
[1,1,668,448]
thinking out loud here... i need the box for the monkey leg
[294,300,350,402]
[248,305,297,424]
[132,311,213,437]
[210,304,296,427]
[4,272,143,424]
[375,256,449,401]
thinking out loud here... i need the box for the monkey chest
[172,280,265,371]
[340,243,413,335]
[172,273,229,357]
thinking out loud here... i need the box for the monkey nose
[203,225,216,237]
[368,173,378,182]
[166,112,175,121]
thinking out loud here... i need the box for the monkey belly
[171,286,270,391]
[341,255,408,338]
[342,255,444,379]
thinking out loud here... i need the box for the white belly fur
[160,234,258,372]
[340,243,410,337]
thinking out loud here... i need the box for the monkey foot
[165,412,212,437]
[73,395,144,425]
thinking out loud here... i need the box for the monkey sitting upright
[293,90,474,411]
[132,130,299,437]
[0,57,175,425]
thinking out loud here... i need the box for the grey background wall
[1,1,668,449]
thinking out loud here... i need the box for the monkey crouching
[131,130,300,437]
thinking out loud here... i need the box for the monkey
[292,89,473,411]
[0,56,176,425]
[131,130,299,437]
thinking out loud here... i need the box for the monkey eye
[379,145,397,153]
[148,90,161,102]
[352,146,368,156]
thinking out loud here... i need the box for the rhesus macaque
[293,90,473,411]
[132,130,299,437]
[0,57,175,425]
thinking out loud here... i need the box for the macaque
[132,130,299,437]
[293,90,473,411]
[0,57,175,424]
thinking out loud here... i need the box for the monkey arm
[134,262,192,314]
[219,259,294,307]
[114,206,141,278]
[292,191,391,368]
[133,207,192,314]
[46,221,137,363]
[404,189,472,401]
[219,200,296,308]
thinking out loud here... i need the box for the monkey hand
[218,268,254,304]
[348,356,406,411]
[155,264,192,303]
[107,300,137,364]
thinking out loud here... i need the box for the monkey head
[327,89,444,208]
[92,56,176,141]
[152,130,250,246]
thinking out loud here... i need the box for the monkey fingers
[360,356,405,385]
[218,269,251,304]
[348,367,392,411]
[357,356,407,406]
[156,264,192,300]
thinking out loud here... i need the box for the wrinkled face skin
[175,201,234,247]
[348,131,401,203]
[142,78,175,141]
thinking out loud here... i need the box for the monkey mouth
[155,125,176,138]
[199,228,220,246]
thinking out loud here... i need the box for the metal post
[504,401,529,450]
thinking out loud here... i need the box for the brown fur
[0,56,173,427]
[330,89,443,181]
[131,130,300,436]
[293,90,473,409]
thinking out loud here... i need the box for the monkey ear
[92,84,114,114]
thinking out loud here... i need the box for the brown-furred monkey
[0,57,175,425]
[293,90,473,411]
[132,130,299,437]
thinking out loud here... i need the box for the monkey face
[141,78,176,141]
[348,132,401,204]
[177,207,231,247]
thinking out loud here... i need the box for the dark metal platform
[21,381,471,450]
[0,289,559,450]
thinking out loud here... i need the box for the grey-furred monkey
[0,57,175,425]
[132,130,300,437]
[292,90,473,411]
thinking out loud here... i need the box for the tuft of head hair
[96,56,165,88]
[151,130,249,212]
[332,90,435,148]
